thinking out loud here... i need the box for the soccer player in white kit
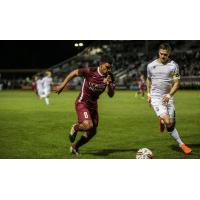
[35,75,44,99]
[146,43,192,155]
[41,71,53,105]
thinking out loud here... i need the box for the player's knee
[82,120,93,130]
[166,122,175,132]
[167,125,175,132]
[87,123,93,130]
[163,118,170,126]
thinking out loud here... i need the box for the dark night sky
[0,41,91,69]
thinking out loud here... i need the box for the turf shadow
[187,143,200,148]
[82,148,139,156]
[169,145,181,153]
[169,143,200,153]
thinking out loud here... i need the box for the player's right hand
[55,85,64,94]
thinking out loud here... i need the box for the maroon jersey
[77,67,108,104]
[139,79,146,90]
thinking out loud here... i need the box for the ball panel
[136,148,153,159]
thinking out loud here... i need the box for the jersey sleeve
[172,63,180,80]
[78,67,90,78]
[147,64,151,79]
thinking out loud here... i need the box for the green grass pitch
[0,90,199,159]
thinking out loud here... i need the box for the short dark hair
[159,43,172,52]
[100,55,113,65]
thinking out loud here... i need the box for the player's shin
[87,127,97,140]
[167,125,184,146]
[74,133,89,150]
[45,97,49,105]
[166,122,192,154]
[74,128,97,150]
[69,122,92,143]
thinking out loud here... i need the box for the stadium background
[0,40,199,158]
[1,40,200,90]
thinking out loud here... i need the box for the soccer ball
[136,148,153,159]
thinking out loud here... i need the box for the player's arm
[162,79,180,105]
[107,82,115,97]
[162,64,181,105]
[55,69,79,94]
[105,74,115,97]
[146,77,152,104]
[169,79,180,96]
[146,64,152,104]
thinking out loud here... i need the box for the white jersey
[36,79,43,92]
[42,76,52,90]
[147,59,180,97]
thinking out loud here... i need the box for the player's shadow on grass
[170,143,200,152]
[82,148,138,156]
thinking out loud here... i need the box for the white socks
[45,97,49,105]
[168,128,184,146]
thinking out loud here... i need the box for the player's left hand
[162,94,170,105]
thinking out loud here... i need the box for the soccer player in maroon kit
[138,74,146,97]
[56,55,115,155]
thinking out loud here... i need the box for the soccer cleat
[180,144,192,155]
[70,145,79,156]
[69,124,77,143]
[159,118,165,133]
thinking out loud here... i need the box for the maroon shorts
[75,101,99,128]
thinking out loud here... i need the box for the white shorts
[151,96,176,120]
[43,87,51,97]
[37,89,44,97]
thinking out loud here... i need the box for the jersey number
[84,112,89,119]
